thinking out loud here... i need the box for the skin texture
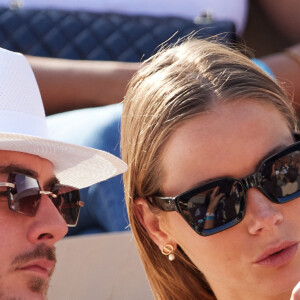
[0,150,68,299]
[136,100,300,300]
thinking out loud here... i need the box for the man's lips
[254,241,299,268]
[17,259,55,277]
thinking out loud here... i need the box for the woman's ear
[134,197,175,250]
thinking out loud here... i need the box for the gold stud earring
[161,244,175,261]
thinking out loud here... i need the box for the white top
[5,0,248,34]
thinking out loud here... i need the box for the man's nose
[26,194,68,245]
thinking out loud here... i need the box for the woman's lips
[254,241,299,268]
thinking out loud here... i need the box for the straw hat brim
[0,132,127,189]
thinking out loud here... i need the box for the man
[0,47,127,299]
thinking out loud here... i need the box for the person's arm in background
[257,0,300,44]
[26,55,140,115]
[256,0,300,115]
[31,0,300,116]
[261,44,300,115]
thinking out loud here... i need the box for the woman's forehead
[160,100,292,196]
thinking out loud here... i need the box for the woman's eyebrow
[190,176,225,189]
[189,143,292,189]
[253,143,291,171]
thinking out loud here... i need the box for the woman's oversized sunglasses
[0,173,83,226]
[153,139,300,236]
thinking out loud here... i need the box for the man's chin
[28,275,49,295]
[0,290,48,300]
[0,277,49,300]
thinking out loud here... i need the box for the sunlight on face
[160,101,300,299]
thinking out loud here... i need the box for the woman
[121,38,300,299]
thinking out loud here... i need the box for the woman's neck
[212,283,292,300]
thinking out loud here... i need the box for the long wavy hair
[121,38,297,300]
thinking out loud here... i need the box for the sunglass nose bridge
[40,191,57,198]
[242,173,260,190]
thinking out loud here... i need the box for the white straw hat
[0,47,127,189]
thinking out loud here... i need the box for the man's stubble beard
[0,244,56,299]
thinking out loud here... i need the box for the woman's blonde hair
[121,38,298,300]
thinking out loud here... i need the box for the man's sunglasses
[0,173,83,226]
[153,140,300,236]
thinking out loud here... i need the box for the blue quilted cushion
[0,7,236,61]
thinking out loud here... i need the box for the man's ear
[134,197,174,250]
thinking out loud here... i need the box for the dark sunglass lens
[52,185,81,225]
[261,150,300,203]
[8,173,40,216]
[184,180,244,232]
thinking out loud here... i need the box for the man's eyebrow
[0,164,60,187]
[0,165,38,177]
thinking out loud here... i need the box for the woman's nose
[245,188,283,235]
